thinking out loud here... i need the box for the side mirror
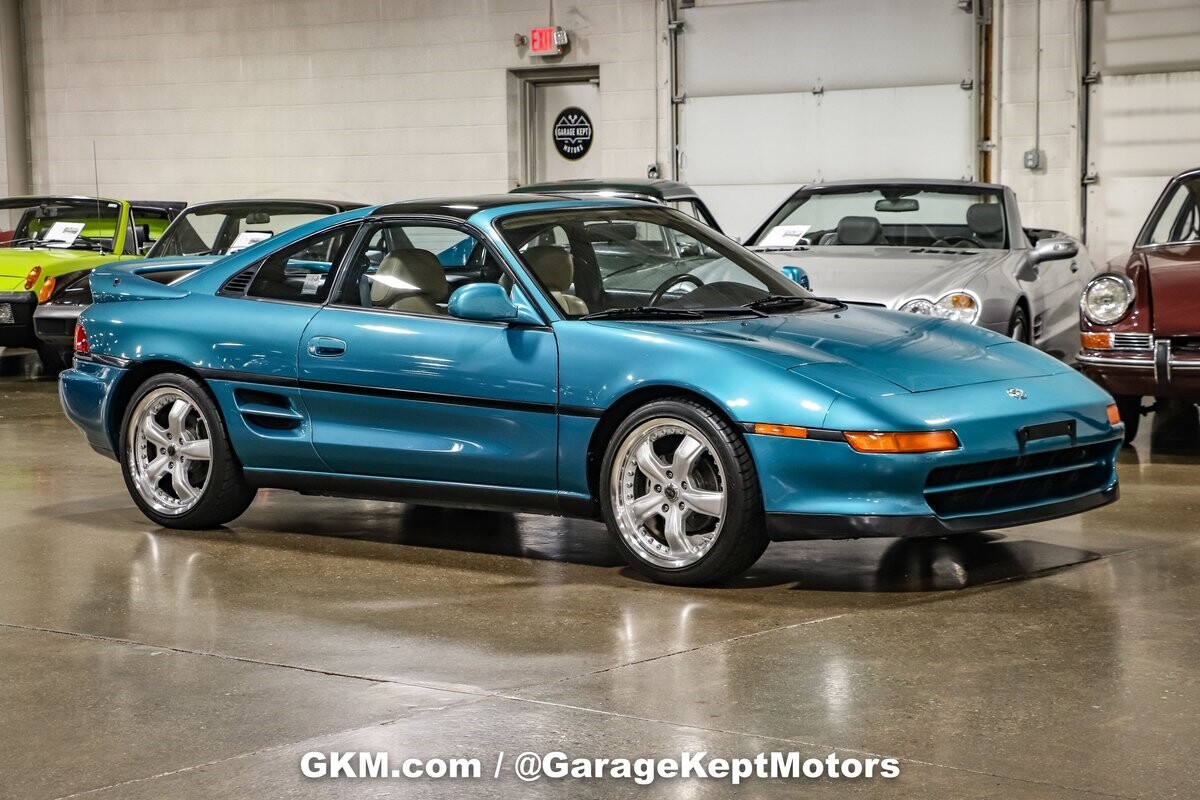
[1030,236,1078,264]
[782,265,811,290]
[448,283,541,325]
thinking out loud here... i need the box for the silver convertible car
[745,179,1096,362]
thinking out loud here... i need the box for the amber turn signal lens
[844,430,960,454]
[37,276,56,304]
[753,423,809,439]
[1081,332,1112,350]
[1106,404,1121,425]
[23,265,42,291]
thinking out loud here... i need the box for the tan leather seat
[523,245,588,315]
[369,248,448,315]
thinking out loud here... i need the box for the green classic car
[0,196,182,369]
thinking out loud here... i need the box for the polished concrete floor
[1,355,1199,799]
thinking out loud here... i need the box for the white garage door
[1086,0,1200,262]
[678,0,979,239]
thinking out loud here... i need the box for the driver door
[298,220,560,491]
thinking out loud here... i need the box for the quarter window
[245,226,355,304]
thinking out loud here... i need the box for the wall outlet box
[1023,149,1043,169]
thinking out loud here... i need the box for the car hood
[754,247,1011,307]
[0,248,117,282]
[614,306,1066,395]
[1143,244,1200,337]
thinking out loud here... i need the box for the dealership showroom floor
[1,356,1197,799]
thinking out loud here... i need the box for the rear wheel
[1115,395,1142,444]
[600,398,768,585]
[120,373,254,528]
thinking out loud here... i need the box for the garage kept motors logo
[553,107,593,160]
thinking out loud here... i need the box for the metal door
[530,80,600,183]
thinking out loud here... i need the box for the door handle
[307,336,346,357]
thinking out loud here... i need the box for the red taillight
[73,322,90,355]
[24,265,42,290]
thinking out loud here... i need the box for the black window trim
[218,219,363,305]
[323,215,552,328]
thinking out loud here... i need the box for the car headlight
[900,292,980,325]
[1081,274,1134,325]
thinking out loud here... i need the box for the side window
[335,222,503,315]
[245,226,355,304]
[1147,181,1199,245]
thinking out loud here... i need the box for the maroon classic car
[1078,167,1200,442]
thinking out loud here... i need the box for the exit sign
[529,26,567,56]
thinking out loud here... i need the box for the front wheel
[1007,305,1030,344]
[600,398,768,585]
[120,373,254,528]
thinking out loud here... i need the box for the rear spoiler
[89,262,190,303]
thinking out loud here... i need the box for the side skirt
[244,468,599,519]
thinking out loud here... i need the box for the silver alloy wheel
[610,417,727,569]
[126,387,214,516]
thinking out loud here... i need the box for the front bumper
[747,370,1123,540]
[1078,342,1200,399]
[0,291,38,348]
[767,484,1119,540]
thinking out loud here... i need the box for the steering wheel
[933,234,986,249]
[648,273,705,306]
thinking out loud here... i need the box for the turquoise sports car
[60,196,1123,585]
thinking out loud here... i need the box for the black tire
[119,372,254,529]
[1115,395,1141,444]
[1007,305,1030,344]
[34,342,69,377]
[599,397,768,585]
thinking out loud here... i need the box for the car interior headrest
[523,245,574,292]
[836,216,885,246]
[370,248,448,306]
[966,203,1004,236]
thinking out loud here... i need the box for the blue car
[59,196,1123,585]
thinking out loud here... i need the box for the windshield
[496,207,815,318]
[148,202,337,257]
[750,186,1008,250]
[0,198,122,252]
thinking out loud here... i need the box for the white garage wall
[22,0,666,204]
[1085,0,1200,261]
[995,0,1084,239]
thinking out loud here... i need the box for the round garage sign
[552,107,593,160]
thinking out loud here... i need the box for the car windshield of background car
[0,199,122,251]
[753,189,1007,250]
[150,206,334,257]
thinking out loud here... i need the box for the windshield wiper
[742,295,849,313]
[582,306,705,320]
[5,237,47,248]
